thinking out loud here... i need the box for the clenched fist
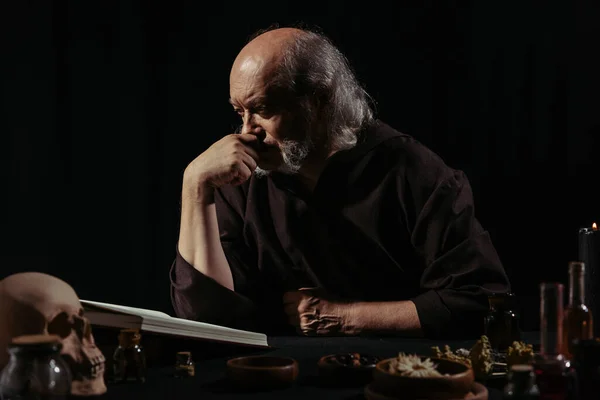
[282,288,358,336]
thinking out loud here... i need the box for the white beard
[254,138,312,178]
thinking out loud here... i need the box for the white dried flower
[455,348,470,358]
[389,353,443,377]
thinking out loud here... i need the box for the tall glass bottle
[539,283,564,359]
[562,261,593,359]
[534,283,573,400]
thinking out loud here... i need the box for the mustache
[231,125,314,176]
[254,137,313,178]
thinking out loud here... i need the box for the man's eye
[254,107,272,117]
[233,109,243,116]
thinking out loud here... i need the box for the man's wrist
[339,302,363,335]
[182,174,215,205]
[342,300,422,336]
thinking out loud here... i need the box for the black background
[2,1,599,331]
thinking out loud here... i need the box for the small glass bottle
[112,328,146,383]
[503,364,540,399]
[0,334,72,400]
[485,292,522,351]
[562,261,593,359]
[534,283,576,400]
[174,351,195,378]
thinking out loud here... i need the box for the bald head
[233,28,303,72]
[230,28,305,89]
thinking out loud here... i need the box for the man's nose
[241,114,265,139]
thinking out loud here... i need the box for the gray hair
[250,26,376,153]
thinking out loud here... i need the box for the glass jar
[503,364,540,399]
[174,351,195,378]
[112,329,146,383]
[0,334,72,400]
[484,292,522,351]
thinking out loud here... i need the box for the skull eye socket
[47,311,72,338]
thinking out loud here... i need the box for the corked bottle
[112,328,147,383]
[484,292,522,351]
[174,351,195,378]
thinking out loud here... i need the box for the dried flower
[455,348,470,358]
[431,345,472,367]
[469,335,494,381]
[507,341,534,368]
[389,353,442,377]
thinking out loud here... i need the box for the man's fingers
[241,143,260,162]
[236,133,264,148]
[229,163,252,186]
[229,133,261,159]
[300,315,319,336]
[239,152,258,172]
[236,133,261,141]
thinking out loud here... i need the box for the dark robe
[170,120,511,339]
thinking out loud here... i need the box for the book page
[140,315,266,340]
[80,299,171,320]
[139,322,268,347]
[81,299,269,347]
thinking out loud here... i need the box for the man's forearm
[347,300,423,336]
[177,180,234,291]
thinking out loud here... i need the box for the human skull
[0,272,106,396]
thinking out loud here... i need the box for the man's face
[229,56,311,174]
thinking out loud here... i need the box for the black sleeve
[403,152,511,339]
[169,185,262,331]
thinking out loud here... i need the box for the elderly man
[169,26,510,339]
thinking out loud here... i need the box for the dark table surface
[97,332,539,399]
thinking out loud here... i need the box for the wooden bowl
[370,356,474,400]
[226,355,299,390]
[317,352,380,386]
[365,381,488,400]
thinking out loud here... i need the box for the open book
[80,299,269,348]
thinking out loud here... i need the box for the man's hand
[184,133,261,195]
[283,289,423,337]
[282,288,358,336]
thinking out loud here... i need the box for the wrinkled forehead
[230,55,281,92]
[0,273,81,317]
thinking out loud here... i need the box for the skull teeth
[89,355,106,378]
[89,362,104,378]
